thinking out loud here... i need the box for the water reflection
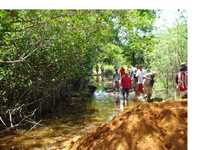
[114,94,121,112]
[113,94,128,112]
[94,89,131,113]
[0,89,135,150]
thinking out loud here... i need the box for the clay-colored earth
[71,100,187,150]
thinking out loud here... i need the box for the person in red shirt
[119,67,125,78]
[176,64,187,98]
[121,73,132,100]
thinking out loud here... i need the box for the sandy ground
[71,100,187,150]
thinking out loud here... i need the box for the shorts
[178,84,187,92]
[136,83,144,93]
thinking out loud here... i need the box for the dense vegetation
[0,10,187,129]
[149,10,187,95]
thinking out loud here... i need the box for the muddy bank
[71,100,187,150]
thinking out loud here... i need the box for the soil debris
[71,100,187,150]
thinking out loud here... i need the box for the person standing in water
[113,68,120,94]
[135,65,144,99]
[121,72,132,100]
[130,65,138,91]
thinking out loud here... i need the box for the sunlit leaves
[149,14,187,91]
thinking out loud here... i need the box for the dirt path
[71,100,187,150]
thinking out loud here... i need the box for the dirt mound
[71,100,187,150]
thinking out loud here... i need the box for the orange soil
[71,100,187,150]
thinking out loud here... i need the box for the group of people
[113,65,153,101]
[112,63,188,101]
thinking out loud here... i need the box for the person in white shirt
[135,65,144,97]
[130,65,138,91]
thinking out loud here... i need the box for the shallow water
[0,89,135,150]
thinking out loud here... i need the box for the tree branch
[0,59,25,64]
[0,116,7,127]
[0,47,39,65]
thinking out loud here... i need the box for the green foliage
[0,9,188,130]
[95,10,157,68]
[0,9,186,106]
[149,11,187,92]
[0,10,117,104]
[97,43,125,66]
[0,10,157,105]
[120,10,157,67]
